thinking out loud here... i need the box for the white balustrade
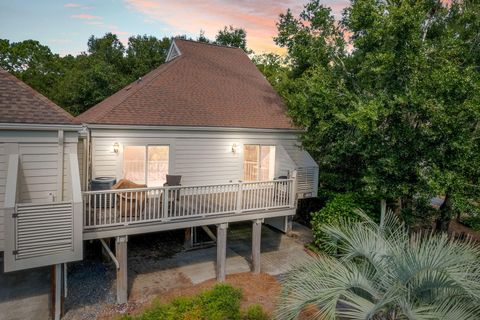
[83,179,294,229]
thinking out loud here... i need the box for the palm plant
[277,211,480,319]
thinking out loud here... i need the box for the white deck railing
[82,179,295,230]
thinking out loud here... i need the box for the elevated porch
[82,178,297,240]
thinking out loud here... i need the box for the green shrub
[310,192,376,253]
[198,284,242,320]
[242,304,269,320]
[461,215,480,232]
[123,284,270,320]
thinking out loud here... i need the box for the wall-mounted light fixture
[113,142,119,154]
[231,143,237,154]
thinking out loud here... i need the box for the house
[0,39,318,317]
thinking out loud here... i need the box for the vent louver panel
[296,167,317,198]
[15,202,74,260]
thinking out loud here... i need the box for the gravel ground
[64,259,116,320]
[63,230,185,320]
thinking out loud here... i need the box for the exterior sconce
[113,142,119,154]
[231,143,237,154]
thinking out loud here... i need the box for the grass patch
[122,283,270,320]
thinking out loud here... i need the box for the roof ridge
[0,67,74,121]
[78,57,182,123]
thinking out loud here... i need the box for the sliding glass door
[243,144,275,181]
[123,145,169,187]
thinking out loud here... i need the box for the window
[123,145,169,187]
[243,145,275,181]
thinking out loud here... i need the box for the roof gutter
[81,123,304,134]
[0,123,82,131]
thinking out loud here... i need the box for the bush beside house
[123,284,270,320]
[310,192,377,252]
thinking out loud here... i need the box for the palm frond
[277,210,480,320]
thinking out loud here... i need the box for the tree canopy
[271,0,480,225]
[215,25,248,51]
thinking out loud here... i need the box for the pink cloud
[124,0,351,54]
[124,0,309,53]
[71,14,102,20]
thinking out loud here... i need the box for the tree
[197,30,211,43]
[54,54,129,115]
[0,39,66,102]
[87,33,126,72]
[52,33,131,115]
[252,53,289,92]
[274,0,480,227]
[215,25,248,51]
[126,35,170,79]
[277,211,480,319]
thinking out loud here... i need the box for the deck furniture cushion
[112,179,148,218]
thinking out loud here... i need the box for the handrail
[82,178,295,229]
[83,179,295,194]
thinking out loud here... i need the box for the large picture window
[123,145,169,187]
[243,145,275,181]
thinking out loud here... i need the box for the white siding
[175,138,240,185]
[0,144,5,250]
[18,144,59,203]
[89,129,308,188]
[275,145,296,178]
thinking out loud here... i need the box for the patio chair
[164,174,182,187]
[163,175,182,214]
[112,179,148,218]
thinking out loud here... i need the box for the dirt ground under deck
[61,222,313,319]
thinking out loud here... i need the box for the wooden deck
[82,180,295,239]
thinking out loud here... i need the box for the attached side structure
[0,68,83,272]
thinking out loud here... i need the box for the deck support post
[116,235,128,304]
[184,228,192,249]
[252,219,263,274]
[216,223,228,282]
[51,263,64,320]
